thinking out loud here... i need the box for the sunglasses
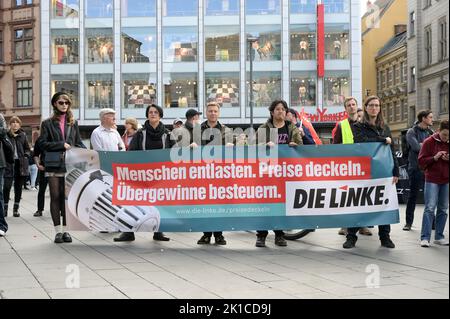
[57,101,70,105]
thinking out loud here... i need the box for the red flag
[296,109,322,145]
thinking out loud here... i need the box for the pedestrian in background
[122,117,138,151]
[3,116,30,217]
[91,108,125,152]
[418,120,449,247]
[0,113,12,237]
[32,134,48,217]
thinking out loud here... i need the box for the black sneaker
[54,233,64,244]
[197,235,211,245]
[62,232,72,243]
[402,224,412,231]
[113,232,135,242]
[33,211,43,217]
[255,236,266,247]
[13,211,20,217]
[274,236,287,247]
[343,237,357,249]
[380,238,395,248]
[214,235,227,245]
[153,232,170,241]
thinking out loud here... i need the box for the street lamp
[247,36,259,133]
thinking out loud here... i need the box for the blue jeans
[421,182,449,241]
[29,164,38,188]
[0,168,8,232]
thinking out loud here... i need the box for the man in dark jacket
[403,110,434,231]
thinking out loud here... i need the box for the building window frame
[425,26,432,66]
[440,81,449,114]
[410,66,416,92]
[13,26,34,62]
[423,0,432,9]
[15,78,33,108]
[409,12,415,37]
[0,30,3,63]
[427,88,432,109]
[14,0,33,8]
[438,18,447,61]
[387,67,393,88]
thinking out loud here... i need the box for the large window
[51,29,79,64]
[427,88,432,108]
[394,64,399,86]
[122,27,156,63]
[86,74,113,109]
[205,0,239,16]
[205,72,239,108]
[290,0,316,14]
[52,0,79,18]
[163,73,198,108]
[402,99,408,121]
[290,24,316,60]
[425,27,432,65]
[387,67,393,88]
[85,0,113,18]
[246,0,280,15]
[325,24,349,59]
[16,79,32,108]
[14,28,33,61]
[86,28,113,63]
[395,101,401,122]
[323,71,349,107]
[121,0,156,17]
[51,75,79,110]
[440,82,449,114]
[205,26,239,62]
[439,19,447,61]
[290,72,316,107]
[247,72,282,108]
[323,0,349,13]
[122,73,157,110]
[247,26,281,61]
[163,0,198,17]
[401,61,407,82]
[163,27,197,62]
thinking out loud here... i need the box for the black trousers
[257,230,284,237]
[3,160,25,214]
[347,225,390,241]
[204,232,222,237]
[405,168,424,225]
[37,170,48,212]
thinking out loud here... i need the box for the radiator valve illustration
[65,169,160,232]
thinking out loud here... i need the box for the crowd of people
[0,92,448,250]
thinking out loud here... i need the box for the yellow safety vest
[340,119,354,144]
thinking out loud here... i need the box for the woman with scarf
[37,92,85,244]
[114,104,173,242]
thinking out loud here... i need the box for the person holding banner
[255,100,303,248]
[286,108,315,145]
[196,102,233,246]
[38,92,85,244]
[114,104,173,243]
[332,97,372,237]
[343,96,399,249]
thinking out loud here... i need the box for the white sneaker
[420,240,430,247]
[30,187,37,191]
[0,230,5,237]
[433,239,449,246]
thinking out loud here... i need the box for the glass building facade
[42,0,361,126]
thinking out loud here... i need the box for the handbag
[44,151,65,169]
[44,125,71,170]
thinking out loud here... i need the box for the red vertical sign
[317,4,325,78]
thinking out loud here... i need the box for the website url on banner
[175,207,271,215]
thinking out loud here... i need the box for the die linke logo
[293,184,389,209]
[285,178,399,217]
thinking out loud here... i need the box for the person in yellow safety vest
[332,97,373,236]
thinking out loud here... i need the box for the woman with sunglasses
[37,92,85,244]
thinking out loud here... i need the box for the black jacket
[37,117,85,173]
[129,121,174,151]
[4,129,31,178]
[354,121,399,177]
[200,121,233,146]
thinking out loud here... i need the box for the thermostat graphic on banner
[65,169,161,232]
